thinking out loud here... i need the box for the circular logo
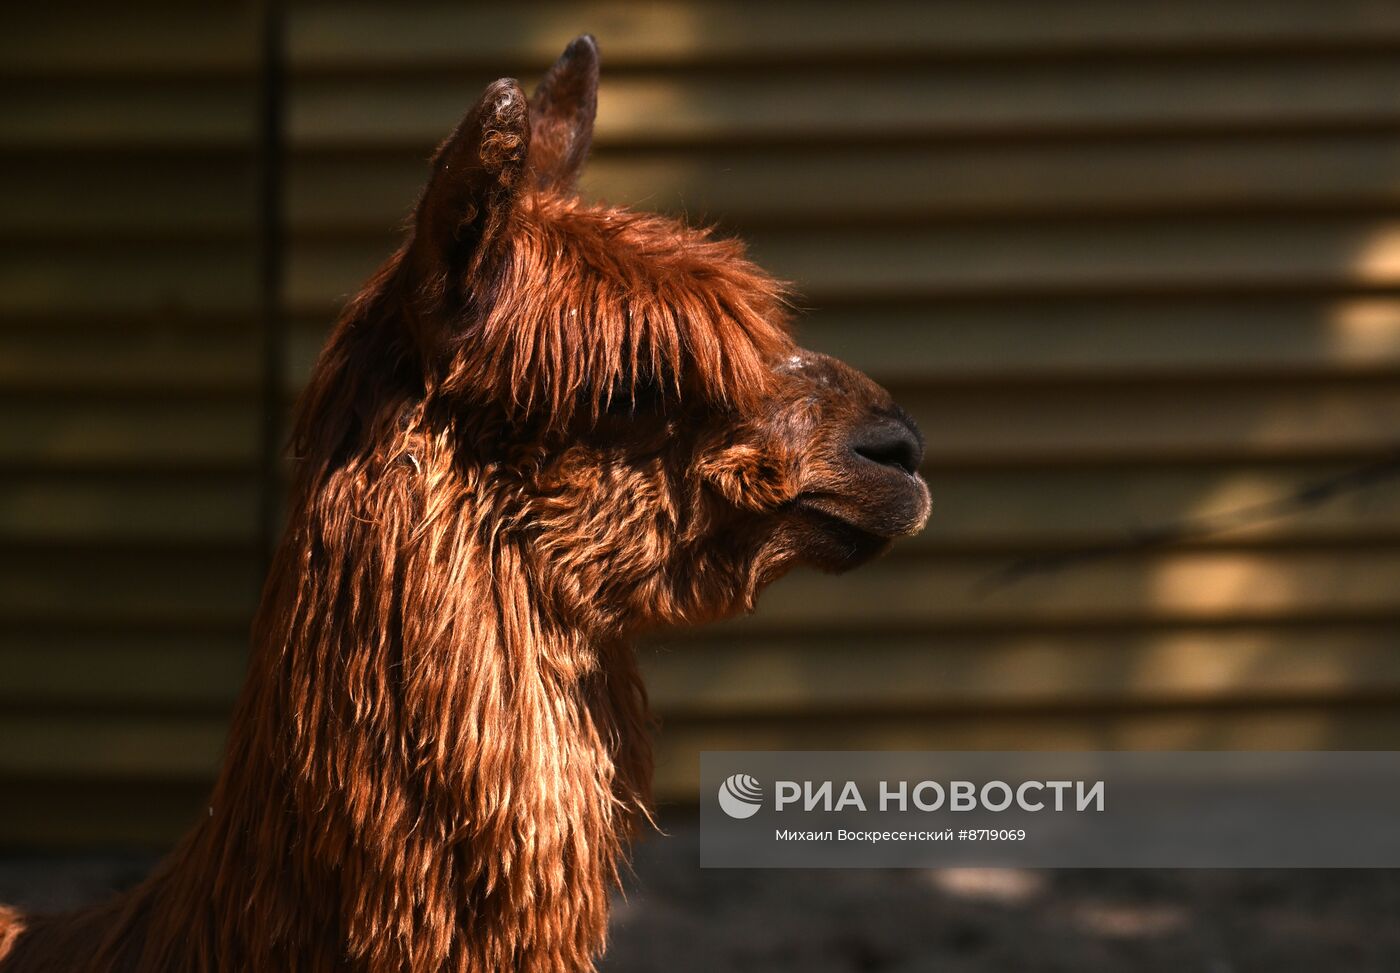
[717,773,764,819]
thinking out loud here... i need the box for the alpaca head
[385,36,930,636]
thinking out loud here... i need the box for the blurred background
[4,2,1400,969]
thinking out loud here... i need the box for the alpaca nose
[849,415,924,475]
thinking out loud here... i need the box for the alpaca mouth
[791,496,910,538]
[793,475,930,537]
[787,500,899,572]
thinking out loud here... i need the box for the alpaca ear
[408,77,530,294]
[528,35,599,190]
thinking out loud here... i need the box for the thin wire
[975,448,1400,596]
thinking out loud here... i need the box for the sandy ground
[606,818,1400,971]
[2,816,1398,971]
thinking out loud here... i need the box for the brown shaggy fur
[0,37,929,972]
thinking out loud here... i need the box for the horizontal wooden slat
[800,298,1400,381]
[288,55,1400,150]
[289,363,1400,464]
[6,704,1397,800]
[0,472,257,544]
[0,326,257,393]
[287,1,1400,71]
[9,625,1397,717]
[21,378,1385,471]
[8,546,1400,658]
[0,634,246,709]
[0,244,256,317]
[3,81,254,150]
[29,212,1400,319]
[198,379,1400,467]
[0,157,255,238]
[259,459,1400,552]
[287,297,1400,386]
[0,548,260,626]
[581,135,1400,222]
[641,626,1400,716]
[0,778,211,849]
[913,464,1400,548]
[284,135,1400,231]
[898,381,1400,463]
[0,716,225,780]
[25,545,1400,642]
[745,219,1400,300]
[735,548,1400,631]
[287,216,1400,311]
[71,129,1400,245]
[1,9,255,78]
[0,396,257,469]
[20,1,1400,85]
[649,705,1400,798]
[6,389,1396,535]
[25,1,1400,85]
[19,2,1400,84]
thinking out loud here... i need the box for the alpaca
[0,36,929,972]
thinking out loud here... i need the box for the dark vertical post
[256,0,286,574]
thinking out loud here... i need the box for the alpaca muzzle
[843,411,931,538]
[788,411,931,572]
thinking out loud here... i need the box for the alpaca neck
[88,453,652,973]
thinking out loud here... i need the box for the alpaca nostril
[850,420,923,475]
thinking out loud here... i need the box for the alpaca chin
[789,506,898,573]
[786,464,931,573]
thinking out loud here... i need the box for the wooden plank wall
[1,6,264,845]
[5,1,1400,845]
